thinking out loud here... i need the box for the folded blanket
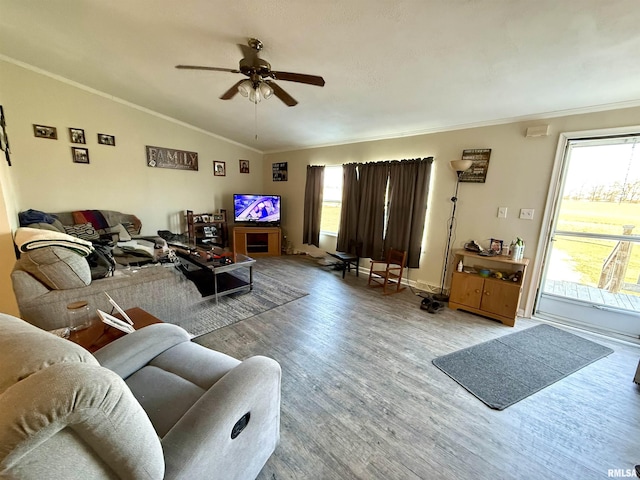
[72,210,110,231]
[14,227,95,257]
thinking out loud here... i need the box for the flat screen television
[233,194,281,225]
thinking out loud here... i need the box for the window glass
[320,165,343,234]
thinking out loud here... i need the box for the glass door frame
[529,125,640,339]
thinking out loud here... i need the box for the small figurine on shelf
[507,271,523,283]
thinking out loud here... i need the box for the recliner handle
[231,412,251,439]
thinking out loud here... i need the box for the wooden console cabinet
[448,249,529,326]
[233,226,281,257]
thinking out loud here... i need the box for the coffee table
[69,307,162,353]
[175,251,255,304]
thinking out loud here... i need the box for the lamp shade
[450,159,473,173]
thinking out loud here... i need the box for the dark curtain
[302,165,324,247]
[384,157,433,268]
[336,163,359,253]
[357,162,389,260]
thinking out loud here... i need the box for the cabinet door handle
[484,291,490,296]
[475,289,481,294]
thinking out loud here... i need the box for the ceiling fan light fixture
[259,82,273,100]
[237,80,252,97]
[248,87,261,104]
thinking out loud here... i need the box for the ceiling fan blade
[271,71,325,87]
[269,81,298,107]
[176,65,240,73]
[220,80,245,100]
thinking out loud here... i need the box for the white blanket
[14,227,95,257]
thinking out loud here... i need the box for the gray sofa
[0,312,281,479]
[12,209,203,331]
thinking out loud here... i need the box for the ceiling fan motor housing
[239,57,272,78]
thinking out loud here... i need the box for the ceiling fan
[176,38,325,107]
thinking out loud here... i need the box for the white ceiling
[2,0,640,153]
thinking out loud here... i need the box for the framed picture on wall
[98,133,116,146]
[272,162,288,181]
[459,148,492,183]
[33,124,57,139]
[69,128,86,144]
[239,159,250,173]
[71,147,90,164]
[214,160,226,176]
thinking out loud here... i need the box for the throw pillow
[110,223,131,241]
[64,223,99,241]
[120,221,139,236]
[17,247,91,290]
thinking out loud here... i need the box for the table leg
[214,272,219,305]
[249,265,253,291]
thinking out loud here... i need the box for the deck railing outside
[598,225,636,293]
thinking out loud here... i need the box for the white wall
[1,60,263,233]
[264,106,640,316]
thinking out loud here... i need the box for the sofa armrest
[0,362,164,480]
[162,356,281,480]
[94,323,191,379]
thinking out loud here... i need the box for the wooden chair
[368,248,407,294]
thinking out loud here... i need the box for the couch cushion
[125,365,205,437]
[63,222,100,241]
[17,247,91,290]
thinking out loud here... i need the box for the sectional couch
[11,209,203,331]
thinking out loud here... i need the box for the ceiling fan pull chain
[255,101,258,141]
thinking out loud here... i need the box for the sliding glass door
[536,135,640,338]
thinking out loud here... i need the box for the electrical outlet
[519,208,534,220]
[497,207,507,218]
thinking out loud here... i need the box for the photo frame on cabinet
[490,238,503,253]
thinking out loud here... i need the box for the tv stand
[233,226,281,257]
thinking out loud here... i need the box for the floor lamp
[433,159,473,303]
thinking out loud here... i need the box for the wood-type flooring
[195,255,640,480]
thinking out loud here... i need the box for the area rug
[175,271,308,338]
[432,324,614,410]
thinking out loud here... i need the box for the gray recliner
[0,312,281,479]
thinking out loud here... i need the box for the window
[320,165,343,235]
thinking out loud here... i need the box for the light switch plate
[519,208,534,220]
[498,207,507,218]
